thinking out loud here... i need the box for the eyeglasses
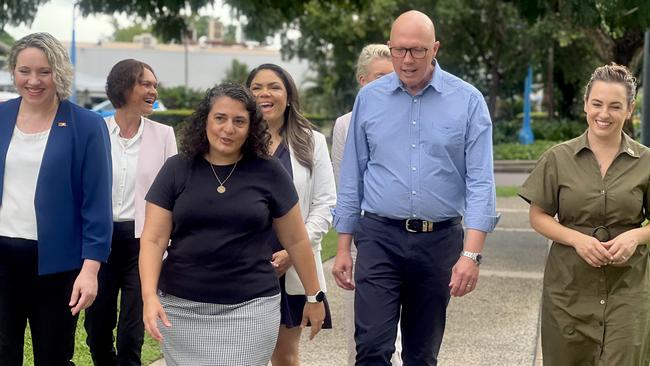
[389,47,429,59]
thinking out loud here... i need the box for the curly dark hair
[106,59,156,108]
[179,83,271,160]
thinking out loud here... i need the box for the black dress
[269,142,333,329]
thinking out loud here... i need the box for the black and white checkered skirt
[158,292,281,366]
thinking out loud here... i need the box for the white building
[66,40,310,93]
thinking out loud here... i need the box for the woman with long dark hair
[246,64,336,366]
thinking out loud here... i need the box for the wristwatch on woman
[306,290,325,303]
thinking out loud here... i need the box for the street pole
[70,2,77,104]
[642,29,650,146]
[518,65,535,145]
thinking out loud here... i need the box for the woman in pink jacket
[84,59,177,366]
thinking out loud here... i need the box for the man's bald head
[388,10,439,95]
[391,10,436,44]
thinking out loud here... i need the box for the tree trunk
[544,44,555,119]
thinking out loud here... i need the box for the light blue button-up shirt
[334,63,499,234]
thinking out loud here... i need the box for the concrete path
[151,196,547,366]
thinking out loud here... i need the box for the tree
[222,59,249,85]
[75,0,216,43]
[0,0,50,29]
[111,20,154,42]
[513,0,647,126]
[226,0,401,115]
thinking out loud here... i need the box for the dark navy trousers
[353,215,464,366]
[0,236,79,366]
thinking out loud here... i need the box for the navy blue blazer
[0,98,113,275]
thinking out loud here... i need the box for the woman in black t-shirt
[139,83,325,365]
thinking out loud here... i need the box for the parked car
[0,91,20,102]
[90,99,167,117]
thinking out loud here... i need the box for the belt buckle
[405,219,418,233]
[592,226,611,242]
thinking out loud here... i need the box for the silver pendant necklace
[209,160,238,194]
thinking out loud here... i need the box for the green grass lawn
[496,185,519,197]
[23,310,161,366]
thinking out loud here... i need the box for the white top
[331,112,352,188]
[106,116,143,222]
[0,126,51,240]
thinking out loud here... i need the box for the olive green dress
[519,131,650,366]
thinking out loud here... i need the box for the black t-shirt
[145,154,298,304]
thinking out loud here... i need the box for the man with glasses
[332,10,498,366]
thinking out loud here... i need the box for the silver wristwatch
[460,250,482,265]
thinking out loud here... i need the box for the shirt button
[412,121,416,125]
[413,99,418,103]
[599,299,605,305]
[412,167,416,171]
[411,144,416,148]
[600,190,605,194]
[411,191,416,195]
[412,213,417,218]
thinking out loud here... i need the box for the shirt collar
[389,59,444,95]
[572,129,639,158]
[107,115,145,141]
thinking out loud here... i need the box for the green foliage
[223,24,237,44]
[493,140,558,160]
[0,29,15,45]
[157,86,205,110]
[493,118,585,144]
[0,0,49,29]
[150,109,194,130]
[75,0,216,43]
[320,230,338,262]
[222,59,249,84]
[111,20,153,42]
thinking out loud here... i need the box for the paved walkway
[151,196,548,366]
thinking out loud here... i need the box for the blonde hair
[584,63,637,106]
[8,32,73,100]
[356,44,391,82]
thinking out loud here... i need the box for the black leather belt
[362,212,461,233]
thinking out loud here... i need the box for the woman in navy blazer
[0,33,112,366]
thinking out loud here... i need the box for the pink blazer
[134,117,177,237]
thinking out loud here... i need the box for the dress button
[600,299,605,305]
[600,190,605,194]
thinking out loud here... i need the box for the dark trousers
[0,236,79,366]
[353,216,464,366]
[84,221,143,366]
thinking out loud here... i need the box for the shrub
[150,109,193,131]
[493,118,585,144]
[493,140,558,160]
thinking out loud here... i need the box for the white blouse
[0,126,51,240]
[106,116,143,222]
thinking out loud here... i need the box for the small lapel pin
[627,147,634,156]
[57,122,67,127]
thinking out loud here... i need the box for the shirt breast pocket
[428,122,465,157]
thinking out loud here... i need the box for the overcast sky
[5,0,235,43]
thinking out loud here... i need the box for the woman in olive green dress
[519,63,650,365]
